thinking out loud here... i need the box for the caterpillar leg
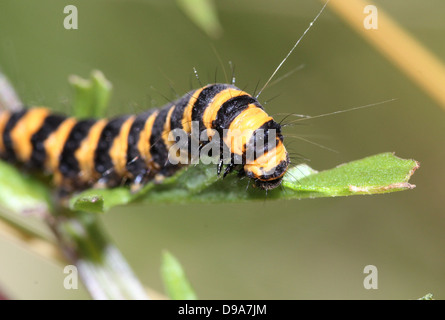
[223,163,235,178]
[130,170,150,193]
[93,167,117,189]
[93,178,108,189]
[216,159,238,178]
[216,159,224,176]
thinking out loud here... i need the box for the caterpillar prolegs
[0,84,289,193]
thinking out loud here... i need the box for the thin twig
[48,211,150,300]
[326,0,445,110]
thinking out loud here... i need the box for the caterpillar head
[243,121,290,190]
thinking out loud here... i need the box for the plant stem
[326,0,445,110]
[49,211,149,300]
[0,209,152,299]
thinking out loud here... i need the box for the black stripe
[126,110,156,176]
[213,95,258,131]
[94,115,129,174]
[191,84,231,132]
[2,110,27,160]
[257,159,289,181]
[59,119,96,178]
[169,90,196,131]
[245,119,282,161]
[149,106,171,169]
[29,114,66,168]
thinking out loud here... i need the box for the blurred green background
[0,0,444,299]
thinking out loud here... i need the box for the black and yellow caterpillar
[0,83,289,193]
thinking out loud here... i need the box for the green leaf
[176,0,223,38]
[281,152,419,198]
[70,187,135,213]
[0,161,52,215]
[69,70,112,119]
[69,152,418,213]
[161,250,197,300]
[69,194,104,214]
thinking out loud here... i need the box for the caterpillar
[0,83,289,193]
[0,2,330,194]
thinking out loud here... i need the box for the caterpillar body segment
[0,84,289,192]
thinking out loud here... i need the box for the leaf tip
[70,194,105,213]
[161,250,197,300]
[409,160,420,178]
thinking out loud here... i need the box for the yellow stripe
[202,88,249,129]
[10,108,50,162]
[244,141,287,180]
[44,117,77,174]
[162,106,175,148]
[0,111,11,153]
[137,111,158,169]
[109,116,135,177]
[75,119,108,182]
[181,86,206,133]
[224,105,272,155]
